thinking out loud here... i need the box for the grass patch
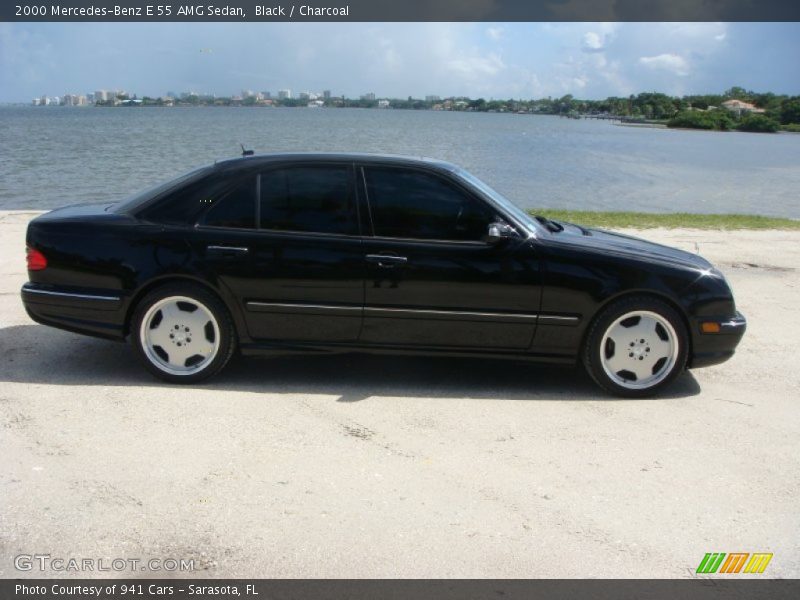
[528,209,800,230]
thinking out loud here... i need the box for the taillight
[26,246,47,271]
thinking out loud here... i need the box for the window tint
[364,168,494,241]
[201,177,256,229]
[141,173,233,225]
[114,165,212,215]
[260,166,354,235]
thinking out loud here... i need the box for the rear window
[113,165,212,215]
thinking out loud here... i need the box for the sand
[1,210,798,578]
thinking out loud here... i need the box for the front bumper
[21,282,126,340]
[689,311,747,369]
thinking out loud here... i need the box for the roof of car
[213,152,460,173]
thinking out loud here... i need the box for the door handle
[207,245,249,256]
[366,254,408,267]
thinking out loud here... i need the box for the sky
[1,22,799,102]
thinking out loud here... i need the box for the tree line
[101,86,800,133]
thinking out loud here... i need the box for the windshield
[112,165,213,214]
[452,168,539,235]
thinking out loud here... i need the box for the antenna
[240,144,254,157]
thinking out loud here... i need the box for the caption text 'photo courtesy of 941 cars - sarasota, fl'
[20,152,746,397]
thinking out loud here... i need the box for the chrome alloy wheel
[599,310,679,390]
[139,295,220,376]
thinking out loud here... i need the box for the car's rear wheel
[583,296,688,397]
[131,283,235,383]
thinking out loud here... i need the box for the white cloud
[486,26,504,41]
[582,32,605,52]
[638,53,690,76]
[447,52,506,79]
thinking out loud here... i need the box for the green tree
[779,99,800,124]
[668,109,735,131]
[737,114,780,133]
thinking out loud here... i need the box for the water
[1,106,799,217]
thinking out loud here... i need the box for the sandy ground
[0,210,798,579]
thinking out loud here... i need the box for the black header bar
[4,0,800,22]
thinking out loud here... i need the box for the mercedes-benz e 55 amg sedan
[21,153,746,396]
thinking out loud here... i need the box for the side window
[201,176,256,229]
[141,173,234,225]
[364,168,494,241]
[260,166,355,235]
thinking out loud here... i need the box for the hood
[555,221,713,271]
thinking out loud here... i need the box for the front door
[358,165,541,350]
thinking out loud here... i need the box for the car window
[259,166,355,235]
[114,165,212,215]
[364,167,494,241]
[200,176,256,229]
[141,172,236,225]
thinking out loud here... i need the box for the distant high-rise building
[95,90,107,102]
[361,92,376,101]
[299,92,310,100]
[425,95,440,102]
[278,89,291,100]
[323,90,331,100]
[261,91,271,99]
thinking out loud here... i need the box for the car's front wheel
[131,283,235,383]
[584,296,688,397]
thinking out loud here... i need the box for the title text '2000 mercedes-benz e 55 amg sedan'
[21,153,746,397]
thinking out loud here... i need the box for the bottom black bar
[2,579,800,600]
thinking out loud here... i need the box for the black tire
[131,282,236,384]
[583,295,689,398]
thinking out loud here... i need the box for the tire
[583,296,688,398]
[131,282,236,384]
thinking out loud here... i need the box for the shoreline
[4,209,798,231]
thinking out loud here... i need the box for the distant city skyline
[1,22,799,103]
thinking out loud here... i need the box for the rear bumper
[689,311,747,369]
[21,283,126,340]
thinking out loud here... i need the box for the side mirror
[484,222,517,245]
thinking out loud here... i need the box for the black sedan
[21,153,746,397]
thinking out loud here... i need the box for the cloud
[638,53,690,76]
[486,26,504,41]
[1,22,798,103]
[581,32,605,52]
[447,52,505,79]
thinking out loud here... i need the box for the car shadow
[0,324,701,401]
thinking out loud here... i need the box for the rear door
[358,164,541,350]
[194,162,365,343]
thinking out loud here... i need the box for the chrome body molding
[537,314,581,326]
[363,306,538,323]
[246,302,362,314]
[21,285,121,302]
[245,301,581,324]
